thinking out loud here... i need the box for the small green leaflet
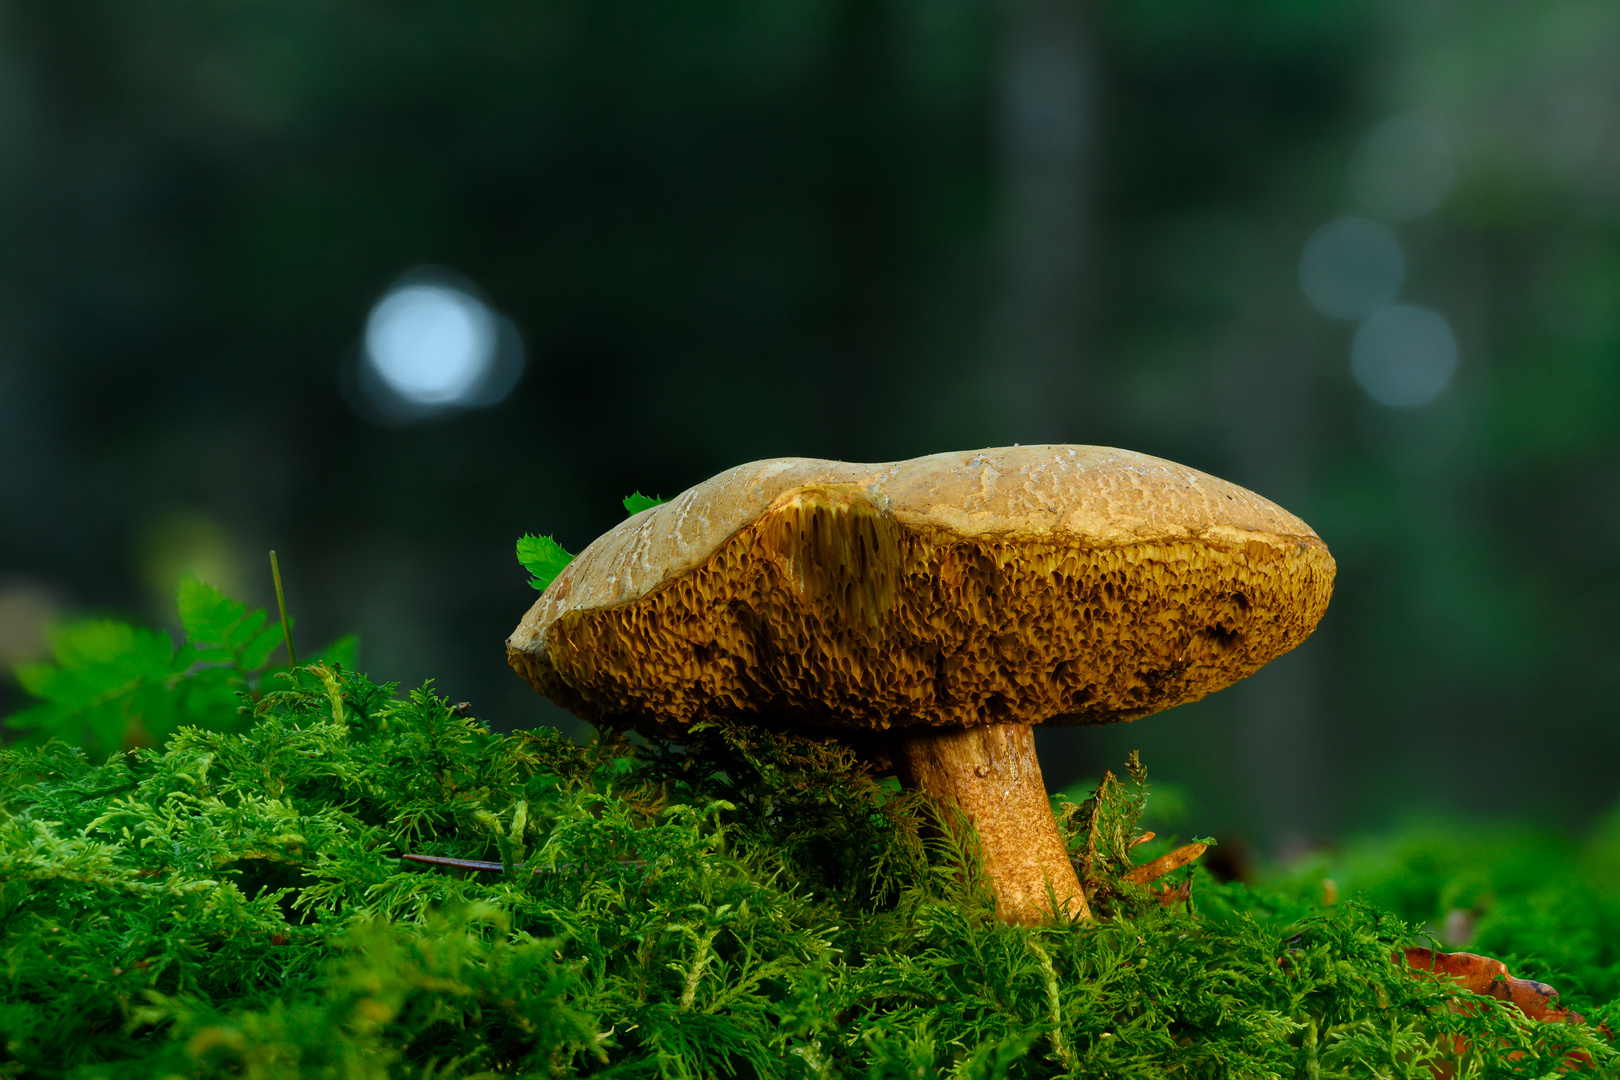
[622,491,666,516]
[178,574,287,671]
[518,534,574,592]
[518,491,665,592]
[10,620,188,754]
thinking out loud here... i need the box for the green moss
[1266,816,1620,1011]
[2,595,1617,1077]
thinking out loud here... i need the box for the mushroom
[507,446,1334,924]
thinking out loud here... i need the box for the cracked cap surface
[508,445,1335,735]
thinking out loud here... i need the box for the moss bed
[3,592,1618,1077]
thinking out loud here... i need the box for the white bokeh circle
[363,284,498,406]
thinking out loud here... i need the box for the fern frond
[517,533,574,592]
[177,574,286,671]
[622,491,666,516]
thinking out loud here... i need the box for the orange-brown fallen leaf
[1148,878,1191,908]
[1399,947,1612,1074]
[1123,841,1207,884]
[1401,948,1588,1026]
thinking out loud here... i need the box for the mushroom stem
[891,721,1090,925]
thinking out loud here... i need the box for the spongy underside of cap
[508,487,1334,735]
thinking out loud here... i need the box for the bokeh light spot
[1350,303,1458,408]
[364,284,497,405]
[138,510,244,611]
[0,581,59,669]
[1299,217,1405,320]
[1351,116,1455,221]
[348,269,527,424]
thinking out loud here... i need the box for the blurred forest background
[2,0,1618,860]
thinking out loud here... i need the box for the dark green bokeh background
[1,1,1617,856]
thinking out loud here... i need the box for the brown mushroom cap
[507,445,1334,738]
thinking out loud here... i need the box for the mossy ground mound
[2,658,1616,1077]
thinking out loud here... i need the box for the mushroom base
[890,722,1090,925]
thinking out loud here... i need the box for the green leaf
[622,491,667,516]
[176,574,283,671]
[517,534,574,593]
[6,580,350,754]
[7,620,184,752]
[15,621,178,704]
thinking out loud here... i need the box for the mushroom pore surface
[507,446,1334,738]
